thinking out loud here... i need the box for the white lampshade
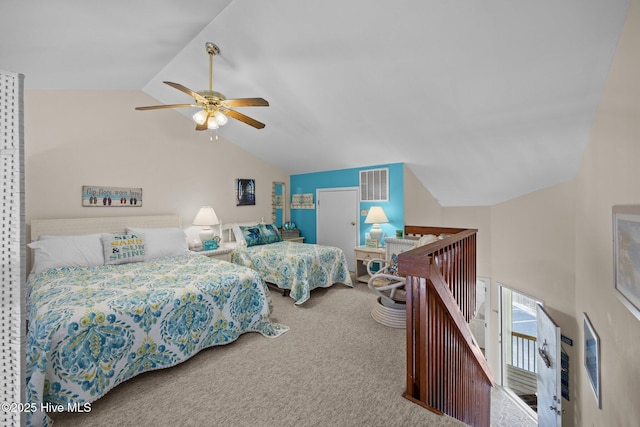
[192,110,208,125]
[213,110,228,125]
[207,116,219,129]
[364,206,389,245]
[193,109,227,131]
[193,206,220,242]
[364,206,389,224]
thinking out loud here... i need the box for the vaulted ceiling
[0,0,631,206]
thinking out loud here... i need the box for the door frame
[477,276,491,362]
[497,284,543,421]
[497,284,543,386]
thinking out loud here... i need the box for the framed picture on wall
[583,313,601,408]
[236,179,256,206]
[82,185,142,207]
[612,205,640,321]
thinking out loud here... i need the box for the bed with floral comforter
[26,254,288,426]
[230,241,353,305]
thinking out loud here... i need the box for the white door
[316,187,359,271]
[470,277,489,352]
[536,304,562,427]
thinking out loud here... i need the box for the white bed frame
[30,214,181,241]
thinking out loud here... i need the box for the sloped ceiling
[0,0,631,206]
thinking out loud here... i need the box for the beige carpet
[50,281,467,427]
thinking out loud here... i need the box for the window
[360,168,389,201]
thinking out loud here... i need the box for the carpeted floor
[49,280,531,427]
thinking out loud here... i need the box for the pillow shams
[232,224,254,246]
[28,233,104,275]
[102,233,146,265]
[238,225,265,247]
[259,224,282,244]
[126,227,188,259]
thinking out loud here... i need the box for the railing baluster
[511,331,537,372]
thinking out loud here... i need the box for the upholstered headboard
[30,214,181,241]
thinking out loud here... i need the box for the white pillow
[28,234,104,275]
[417,234,439,247]
[126,227,188,259]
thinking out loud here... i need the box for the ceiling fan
[135,42,269,130]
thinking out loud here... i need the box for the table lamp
[364,206,389,244]
[193,206,220,242]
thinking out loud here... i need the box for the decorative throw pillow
[232,223,258,246]
[259,223,282,244]
[102,233,146,265]
[239,225,265,247]
[387,253,400,276]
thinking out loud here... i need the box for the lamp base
[369,225,383,245]
[199,228,215,242]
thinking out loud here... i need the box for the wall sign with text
[82,185,142,207]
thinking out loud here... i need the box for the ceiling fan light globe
[207,117,219,129]
[193,110,208,125]
[213,111,228,126]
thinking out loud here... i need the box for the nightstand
[354,246,386,284]
[284,236,305,243]
[192,247,232,262]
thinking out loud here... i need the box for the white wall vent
[359,168,388,201]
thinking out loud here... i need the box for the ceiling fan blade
[222,98,269,107]
[163,81,208,103]
[135,103,198,111]
[225,109,266,129]
[195,120,209,131]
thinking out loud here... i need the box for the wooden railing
[399,226,494,427]
[512,331,537,373]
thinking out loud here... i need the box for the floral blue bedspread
[230,241,353,305]
[25,254,288,426]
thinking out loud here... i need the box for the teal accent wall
[290,163,404,245]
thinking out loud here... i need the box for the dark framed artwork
[583,313,601,408]
[82,185,142,207]
[612,205,640,321]
[236,179,256,206]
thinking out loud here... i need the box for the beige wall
[490,179,578,422]
[24,90,288,241]
[404,1,640,425]
[573,0,640,424]
[403,164,444,226]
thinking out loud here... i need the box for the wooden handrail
[398,226,493,427]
